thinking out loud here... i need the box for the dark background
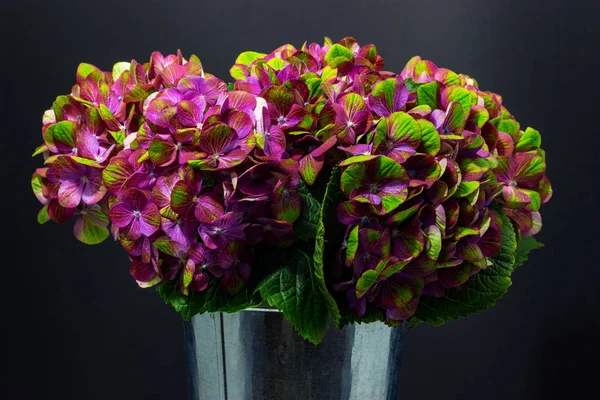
[2,0,599,398]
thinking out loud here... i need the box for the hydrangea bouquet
[31,37,551,344]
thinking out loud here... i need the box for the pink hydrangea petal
[58,180,84,208]
[109,203,135,228]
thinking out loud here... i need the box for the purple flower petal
[81,168,106,204]
[58,180,84,208]
[194,194,225,223]
[177,98,206,127]
[263,125,286,160]
[109,202,134,227]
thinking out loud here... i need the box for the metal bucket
[184,308,405,400]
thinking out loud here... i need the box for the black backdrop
[2,0,599,399]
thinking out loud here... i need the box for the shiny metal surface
[184,309,404,400]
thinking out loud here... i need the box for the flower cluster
[32,37,551,331]
[229,39,551,324]
[31,51,300,296]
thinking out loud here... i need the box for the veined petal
[262,85,295,116]
[514,153,545,187]
[130,259,157,282]
[271,183,301,223]
[496,131,514,156]
[423,225,442,260]
[48,200,76,223]
[73,204,110,245]
[457,241,486,268]
[58,180,84,208]
[391,221,424,260]
[341,162,366,197]
[53,156,86,182]
[171,180,195,213]
[194,194,225,223]
[199,123,238,155]
[494,156,517,184]
[222,90,257,112]
[377,273,414,309]
[148,136,177,166]
[386,112,420,143]
[109,203,135,227]
[299,154,324,186]
[81,168,106,204]
[263,126,286,160]
[216,149,246,169]
[177,99,206,127]
[138,202,161,236]
[438,263,474,288]
[501,185,532,208]
[224,110,253,139]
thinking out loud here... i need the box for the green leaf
[416,81,439,109]
[404,317,422,330]
[313,168,343,327]
[255,249,331,345]
[513,236,544,269]
[37,205,51,224]
[295,191,321,241]
[201,283,262,314]
[414,208,517,325]
[157,281,199,319]
[157,279,261,320]
[338,304,386,328]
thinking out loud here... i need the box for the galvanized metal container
[184,308,405,400]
